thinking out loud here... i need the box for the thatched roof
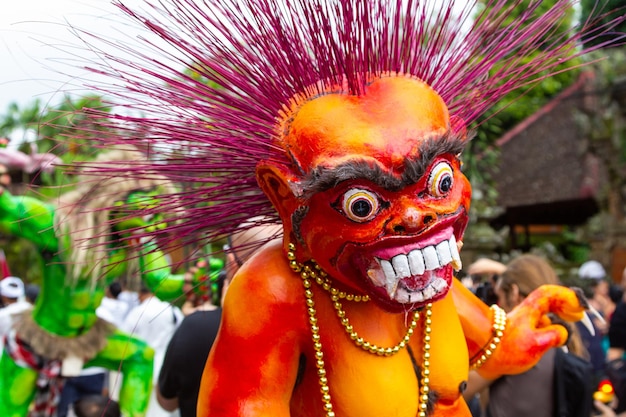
[491,72,606,228]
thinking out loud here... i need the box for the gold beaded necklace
[287,243,432,417]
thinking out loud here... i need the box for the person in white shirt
[122,283,183,417]
[0,276,31,341]
[98,282,129,328]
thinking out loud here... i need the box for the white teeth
[392,277,449,304]
[408,250,425,276]
[422,285,436,299]
[370,235,460,302]
[423,246,439,271]
[449,235,462,271]
[380,259,396,280]
[433,277,447,291]
[391,255,411,278]
[436,241,452,265]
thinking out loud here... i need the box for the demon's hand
[111,189,167,241]
[475,284,587,380]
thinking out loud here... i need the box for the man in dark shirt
[157,307,223,416]
[607,267,626,414]
[157,219,281,416]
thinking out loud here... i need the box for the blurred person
[157,219,281,417]
[579,260,615,329]
[0,276,25,307]
[0,164,10,189]
[117,277,140,321]
[465,255,593,417]
[24,283,40,304]
[68,395,121,417]
[0,276,31,340]
[576,261,611,388]
[594,399,626,417]
[122,282,184,417]
[606,266,626,414]
[57,307,118,417]
[98,282,129,328]
[467,258,505,306]
[181,266,202,316]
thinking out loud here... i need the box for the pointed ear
[256,162,302,227]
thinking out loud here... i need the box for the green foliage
[1,237,43,285]
[0,95,112,190]
[580,0,626,48]
[467,0,581,215]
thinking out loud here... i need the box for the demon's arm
[452,279,586,380]
[0,187,57,252]
[137,238,224,303]
[197,244,303,417]
[86,329,155,417]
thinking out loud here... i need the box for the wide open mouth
[359,229,461,305]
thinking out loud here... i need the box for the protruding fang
[385,277,399,299]
[449,235,462,271]
[367,268,386,288]
[423,246,439,271]
[408,250,425,276]
[392,255,411,278]
[380,259,396,280]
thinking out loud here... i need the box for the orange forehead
[279,76,450,172]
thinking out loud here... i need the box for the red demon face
[257,76,471,312]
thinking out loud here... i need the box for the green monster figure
[0,147,222,417]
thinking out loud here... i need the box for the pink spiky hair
[69,0,622,251]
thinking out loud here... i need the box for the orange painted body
[198,76,587,416]
[198,241,471,417]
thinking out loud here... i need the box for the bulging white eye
[428,162,454,197]
[341,188,380,222]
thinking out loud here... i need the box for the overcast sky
[0,0,135,113]
[1,0,462,118]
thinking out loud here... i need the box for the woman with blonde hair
[465,254,592,417]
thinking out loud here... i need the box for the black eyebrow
[300,130,471,196]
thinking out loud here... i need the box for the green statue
[0,147,222,417]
